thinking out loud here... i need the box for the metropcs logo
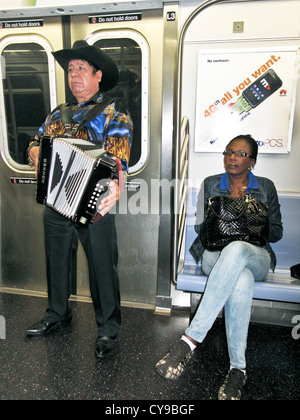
[257,138,284,148]
[260,78,271,90]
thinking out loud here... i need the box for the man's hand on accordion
[97,180,120,217]
[29,146,41,178]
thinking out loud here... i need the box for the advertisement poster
[194,47,299,154]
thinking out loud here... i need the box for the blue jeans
[185,241,270,369]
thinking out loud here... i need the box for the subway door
[69,8,167,307]
[0,18,65,292]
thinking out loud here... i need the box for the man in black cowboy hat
[26,41,133,360]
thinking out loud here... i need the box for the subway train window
[88,31,150,174]
[0,37,56,171]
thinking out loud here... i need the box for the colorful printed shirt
[28,92,133,172]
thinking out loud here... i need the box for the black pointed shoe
[25,319,71,336]
[94,336,117,359]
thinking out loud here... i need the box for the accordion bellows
[36,136,118,226]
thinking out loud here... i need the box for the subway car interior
[0,0,299,401]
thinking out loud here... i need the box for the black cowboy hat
[52,40,119,92]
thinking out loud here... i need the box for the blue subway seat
[177,192,300,304]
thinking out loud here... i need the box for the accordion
[36,136,119,227]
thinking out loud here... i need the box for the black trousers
[43,207,121,337]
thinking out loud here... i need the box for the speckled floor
[0,292,299,400]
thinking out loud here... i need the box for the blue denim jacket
[190,172,283,271]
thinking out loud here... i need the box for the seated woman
[155,134,283,400]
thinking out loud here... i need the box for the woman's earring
[248,165,254,171]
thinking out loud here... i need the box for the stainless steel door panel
[72,10,164,306]
[0,19,63,292]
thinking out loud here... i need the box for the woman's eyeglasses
[223,150,254,159]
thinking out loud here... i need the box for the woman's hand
[97,180,120,217]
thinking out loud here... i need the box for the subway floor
[0,292,299,400]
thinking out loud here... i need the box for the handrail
[172,116,190,285]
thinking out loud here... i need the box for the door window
[0,36,56,171]
[88,31,150,175]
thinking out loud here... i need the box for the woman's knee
[221,241,251,259]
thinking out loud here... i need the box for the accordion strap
[59,97,130,138]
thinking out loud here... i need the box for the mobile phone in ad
[242,69,283,108]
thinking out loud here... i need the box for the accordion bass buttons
[87,182,109,210]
